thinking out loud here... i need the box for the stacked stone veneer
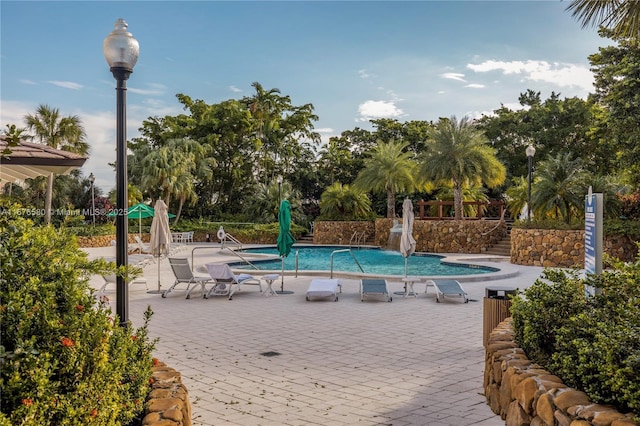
[313,221,376,245]
[511,228,638,267]
[143,361,192,426]
[76,234,147,248]
[314,219,506,253]
[485,318,638,426]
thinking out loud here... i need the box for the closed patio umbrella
[148,199,172,294]
[276,199,296,294]
[400,198,416,277]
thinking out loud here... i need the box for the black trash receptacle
[483,286,517,347]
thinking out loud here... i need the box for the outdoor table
[261,274,280,296]
[401,276,423,298]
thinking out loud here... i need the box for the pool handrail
[349,231,367,247]
[221,232,243,250]
[330,248,365,278]
[191,246,260,271]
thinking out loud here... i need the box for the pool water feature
[236,246,499,276]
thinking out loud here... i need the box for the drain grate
[260,351,281,357]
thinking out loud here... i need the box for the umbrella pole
[405,257,408,277]
[157,255,161,291]
[281,256,284,292]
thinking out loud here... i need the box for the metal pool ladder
[330,249,364,278]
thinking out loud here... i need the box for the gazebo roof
[0,136,87,183]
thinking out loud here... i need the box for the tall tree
[567,0,640,40]
[531,152,587,223]
[24,104,88,224]
[589,29,640,186]
[353,140,417,218]
[419,116,506,220]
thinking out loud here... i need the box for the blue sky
[1,1,606,192]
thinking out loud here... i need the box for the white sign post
[584,187,603,296]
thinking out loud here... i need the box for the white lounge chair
[163,257,214,299]
[306,279,342,301]
[99,273,148,295]
[204,263,262,300]
[134,236,154,255]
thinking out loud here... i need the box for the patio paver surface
[86,244,544,426]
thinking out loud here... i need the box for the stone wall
[314,219,506,253]
[511,228,638,267]
[76,234,147,248]
[485,318,638,426]
[313,221,376,245]
[143,360,192,426]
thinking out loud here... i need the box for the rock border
[484,318,638,426]
[142,361,192,426]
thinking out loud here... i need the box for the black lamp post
[104,18,139,327]
[526,144,536,224]
[88,173,95,228]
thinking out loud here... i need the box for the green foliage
[511,269,588,366]
[353,139,417,218]
[589,30,640,186]
[0,212,156,425]
[603,218,640,237]
[512,217,585,230]
[319,182,373,220]
[419,116,506,220]
[512,259,640,415]
[619,191,640,219]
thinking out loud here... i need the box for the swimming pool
[235,246,499,276]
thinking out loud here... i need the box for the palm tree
[353,140,417,218]
[243,179,305,224]
[531,152,587,223]
[505,176,529,220]
[172,171,197,224]
[418,116,505,220]
[320,182,371,220]
[567,0,640,40]
[24,104,88,224]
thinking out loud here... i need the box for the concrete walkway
[85,244,544,426]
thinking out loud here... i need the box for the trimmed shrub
[0,212,156,425]
[511,258,640,415]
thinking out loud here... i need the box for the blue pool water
[235,246,498,276]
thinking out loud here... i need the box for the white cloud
[229,85,242,93]
[20,79,37,85]
[356,100,404,122]
[48,81,83,90]
[128,83,166,96]
[465,83,485,89]
[467,60,594,91]
[315,127,334,133]
[441,72,466,82]
[358,69,370,79]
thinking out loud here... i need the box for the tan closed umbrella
[148,199,172,294]
[400,198,416,277]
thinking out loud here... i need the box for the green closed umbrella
[276,199,296,293]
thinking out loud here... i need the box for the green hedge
[511,258,640,416]
[0,213,156,425]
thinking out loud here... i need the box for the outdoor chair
[98,273,148,295]
[204,263,262,300]
[163,257,214,299]
[134,236,154,255]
